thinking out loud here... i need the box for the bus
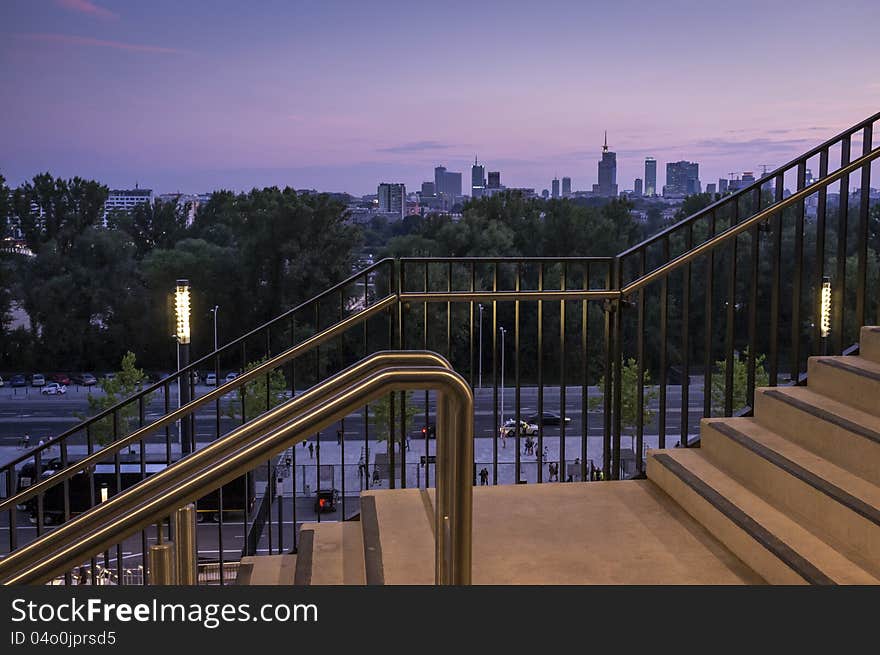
[18,460,255,525]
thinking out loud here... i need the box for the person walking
[479,467,489,486]
[308,442,314,459]
[336,429,343,445]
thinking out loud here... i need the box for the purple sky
[1,0,878,196]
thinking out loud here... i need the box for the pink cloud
[55,0,117,20]
[19,33,187,54]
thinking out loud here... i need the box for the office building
[592,133,618,197]
[562,177,572,198]
[488,171,501,189]
[664,161,701,198]
[706,183,716,195]
[634,178,643,197]
[718,178,729,194]
[645,157,657,196]
[377,183,405,219]
[541,189,550,199]
[421,182,436,197]
[552,177,560,199]
[471,157,486,198]
[103,186,153,224]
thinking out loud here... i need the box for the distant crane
[758,164,771,178]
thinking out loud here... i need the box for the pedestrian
[543,445,549,461]
[566,475,573,483]
[308,442,314,459]
[372,467,380,486]
[406,434,411,451]
[479,467,489,486]
[336,429,343,445]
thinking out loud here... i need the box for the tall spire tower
[603,131,608,153]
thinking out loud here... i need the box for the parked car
[524,411,571,426]
[205,372,217,386]
[41,382,67,395]
[50,373,71,386]
[225,372,238,384]
[71,373,97,386]
[0,375,4,387]
[500,419,539,438]
[10,374,26,387]
[31,374,46,387]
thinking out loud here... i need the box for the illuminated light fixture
[820,276,832,339]
[175,279,191,345]
[100,483,109,503]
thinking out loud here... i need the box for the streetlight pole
[211,305,219,352]
[499,326,506,425]
[175,280,192,456]
[478,304,484,389]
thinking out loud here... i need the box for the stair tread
[652,449,879,584]
[813,355,880,381]
[301,521,366,585]
[704,417,880,524]
[237,554,297,585]
[756,387,880,446]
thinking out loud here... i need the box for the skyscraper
[706,182,716,195]
[562,177,572,197]
[634,178,643,197]
[551,177,560,199]
[718,178,729,194]
[377,183,405,219]
[434,166,447,195]
[664,161,700,198]
[488,171,501,189]
[421,181,436,197]
[592,132,618,197]
[434,165,461,207]
[471,156,486,198]
[645,157,657,196]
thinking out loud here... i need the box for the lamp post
[210,305,219,351]
[499,326,506,425]
[175,280,192,455]
[478,304,484,389]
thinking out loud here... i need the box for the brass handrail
[620,145,880,295]
[400,290,620,302]
[0,352,473,586]
[0,295,397,514]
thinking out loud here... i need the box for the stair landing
[361,482,763,585]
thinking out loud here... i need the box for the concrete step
[754,387,880,486]
[807,355,880,417]
[235,554,297,585]
[364,482,763,584]
[293,522,365,585]
[647,448,878,585]
[701,417,880,578]
[861,326,880,365]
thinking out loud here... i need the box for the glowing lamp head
[820,277,832,339]
[175,279,191,344]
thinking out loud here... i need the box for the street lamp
[499,326,506,425]
[175,280,192,455]
[478,304,484,389]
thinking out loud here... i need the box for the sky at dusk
[1,0,879,196]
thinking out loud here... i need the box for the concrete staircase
[240,326,880,585]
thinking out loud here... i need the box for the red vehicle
[50,373,71,386]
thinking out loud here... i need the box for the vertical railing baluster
[703,212,717,416]
[855,124,873,329]
[659,238,669,448]
[603,266,613,479]
[636,252,645,472]
[791,161,807,377]
[681,224,693,447]
[724,201,738,416]
[560,262,567,478]
[581,263,589,481]
[813,149,830,354]
[746,187,761,404]
[537,263,544,483]
[834,136,851,354]
[492,261,498,484]
[769,176,784,385]
[515,263,522,484]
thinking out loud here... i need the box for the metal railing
[0,351,473,586]
[1,112,877,577]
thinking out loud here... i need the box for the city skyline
[1,1,878,195]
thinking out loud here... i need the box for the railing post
[173,503,198,585]
[149,542,177,585]
[611,256,623,480]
